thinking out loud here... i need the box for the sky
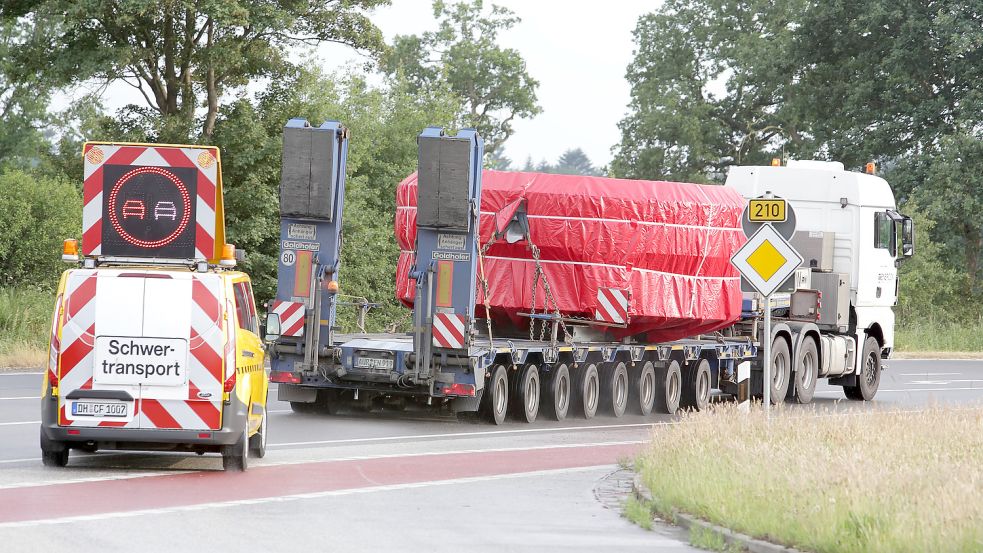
[90,1,656,169]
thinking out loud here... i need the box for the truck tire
[249,404,268,459]
[630,361,656,416]
[769,337,791,405]
[510,363,540,423]
[222,426,249,472]
[574,363,600,419]
[289,401,315,414]
[601,362,629,417]
[845,336,881,401]
[482,364,509,425]
[317,389,345,415]
[790,337,819,404]
[542,363,571,421]
[655,360,682,415]
[680,359,710,412]
[40,429,69,468]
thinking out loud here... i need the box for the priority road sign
[731,224,803,297]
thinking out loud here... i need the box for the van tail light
[224,371,236,393]
[48,370,58,388]
[270,371,302,384]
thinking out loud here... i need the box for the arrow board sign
[731,224,804,297]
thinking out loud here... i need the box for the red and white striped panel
[47,294,63,390]
[82,143,219,260]
[432,313,468,349]
[595,287,630,325]
[271,300,306,337]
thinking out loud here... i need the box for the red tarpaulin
[395,170,747,342]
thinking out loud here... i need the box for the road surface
[0,359,980,551]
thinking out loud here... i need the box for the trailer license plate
[71,401,128,418]
[354,357,393,370]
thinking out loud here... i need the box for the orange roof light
[865,162,876,174]
[62,239,79,263]
[771,158,781,167]
[220,243,236,267]
[325,280,339,294]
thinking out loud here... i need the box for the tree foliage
[1,0,388,141]
[0,20,51,165]
[381,0,540,153]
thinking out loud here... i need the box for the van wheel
[222,426,249,472]
[249,405,267,459]
[40,430,69,468]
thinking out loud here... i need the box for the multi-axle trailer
[266,119,909,424]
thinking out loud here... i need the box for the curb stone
[632,473,806,553]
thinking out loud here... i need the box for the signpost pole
[762,293,771,416]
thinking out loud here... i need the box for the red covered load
[395,170,746,342]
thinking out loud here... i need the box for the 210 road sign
[731,224,803,297]
[748,198,787,222]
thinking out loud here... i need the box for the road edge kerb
[631,472,806,553]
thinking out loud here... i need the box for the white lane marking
[268,409,292,414]
[0,458,37,465]
[0,372,42,377]
[270,421,663,448]
[0,464,620,528]
[0,441,645,489]
[816,387,983,395]
[0,472,179,490]
[0,397,38,401]
[0,421,40,427]
[900,372,962,376]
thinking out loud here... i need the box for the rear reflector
[198,432,211,439]
[270,371,302,384]
[223,371,236,393]
[67,429,80,435]
[441,383,476,397]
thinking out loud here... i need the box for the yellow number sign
[748,199,787,222]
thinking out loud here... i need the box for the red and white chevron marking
[47,294,63,389]
[82,144,218,260]
[270,300,306,337]
[594,287,630,325]
[432,313,468,349]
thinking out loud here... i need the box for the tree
[380,0,541,153]
[0,21,51,165]
[2,0,388,141]
[612,0,807,182]
[554,148,599,176]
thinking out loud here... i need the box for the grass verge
[622,495,654,531]
[895,319,983,352]
[636,404,983,553]
[0,287,53,369]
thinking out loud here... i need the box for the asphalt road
[0,358,980,552]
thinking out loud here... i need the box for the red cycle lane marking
[0,443,639,524]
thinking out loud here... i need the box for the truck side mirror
[901,217,914,258]
[265,313,282,342]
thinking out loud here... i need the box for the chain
[528,242,572,345]
[477,235,497,347]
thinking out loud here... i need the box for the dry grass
[0,287,53,369]
[636,404,983,553]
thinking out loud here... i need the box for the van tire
[40,430,68,468]
[249,405,267,459]
[222,427,249,472]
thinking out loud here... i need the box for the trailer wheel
[511,363,540,423]
[542,363,571,421]
[222,426,249,472]
[630,361,656,416]
[769,336,791,405]
[481,364,509,425]
[574,363,600,419]
[40,429,69,468]
[602,362,629,417]
[845,336,881,401]
[655,360,682,415]
[790,337,819,404]
[680,359,711,412]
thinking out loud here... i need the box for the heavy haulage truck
[266,119,914,424]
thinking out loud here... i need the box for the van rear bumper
[40,392,248,448]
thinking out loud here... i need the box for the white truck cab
[726,160,914,400]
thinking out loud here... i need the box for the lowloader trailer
[265,121,912,424]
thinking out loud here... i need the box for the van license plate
[354,357,394,370]
[71,401,128,418]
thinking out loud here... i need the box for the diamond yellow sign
[731,223,803,297]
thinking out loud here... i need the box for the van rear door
[59,269,225,431]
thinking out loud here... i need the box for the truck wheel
[845,336,881,401]
[510,363,540,423]
[222,426,249,472]
[655,360,682,415]
[574,363,600,419]
[602,362,629,418]
[542,363,571,421]
[630,361,656,416]
[791,338,819,404]
[317,389,345,415]
[249,404,268,459]
[481,364,509,425]
[40,430,69,468]
[680,359,711,411]
[289,401,315,414]
[769,337,791,405]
